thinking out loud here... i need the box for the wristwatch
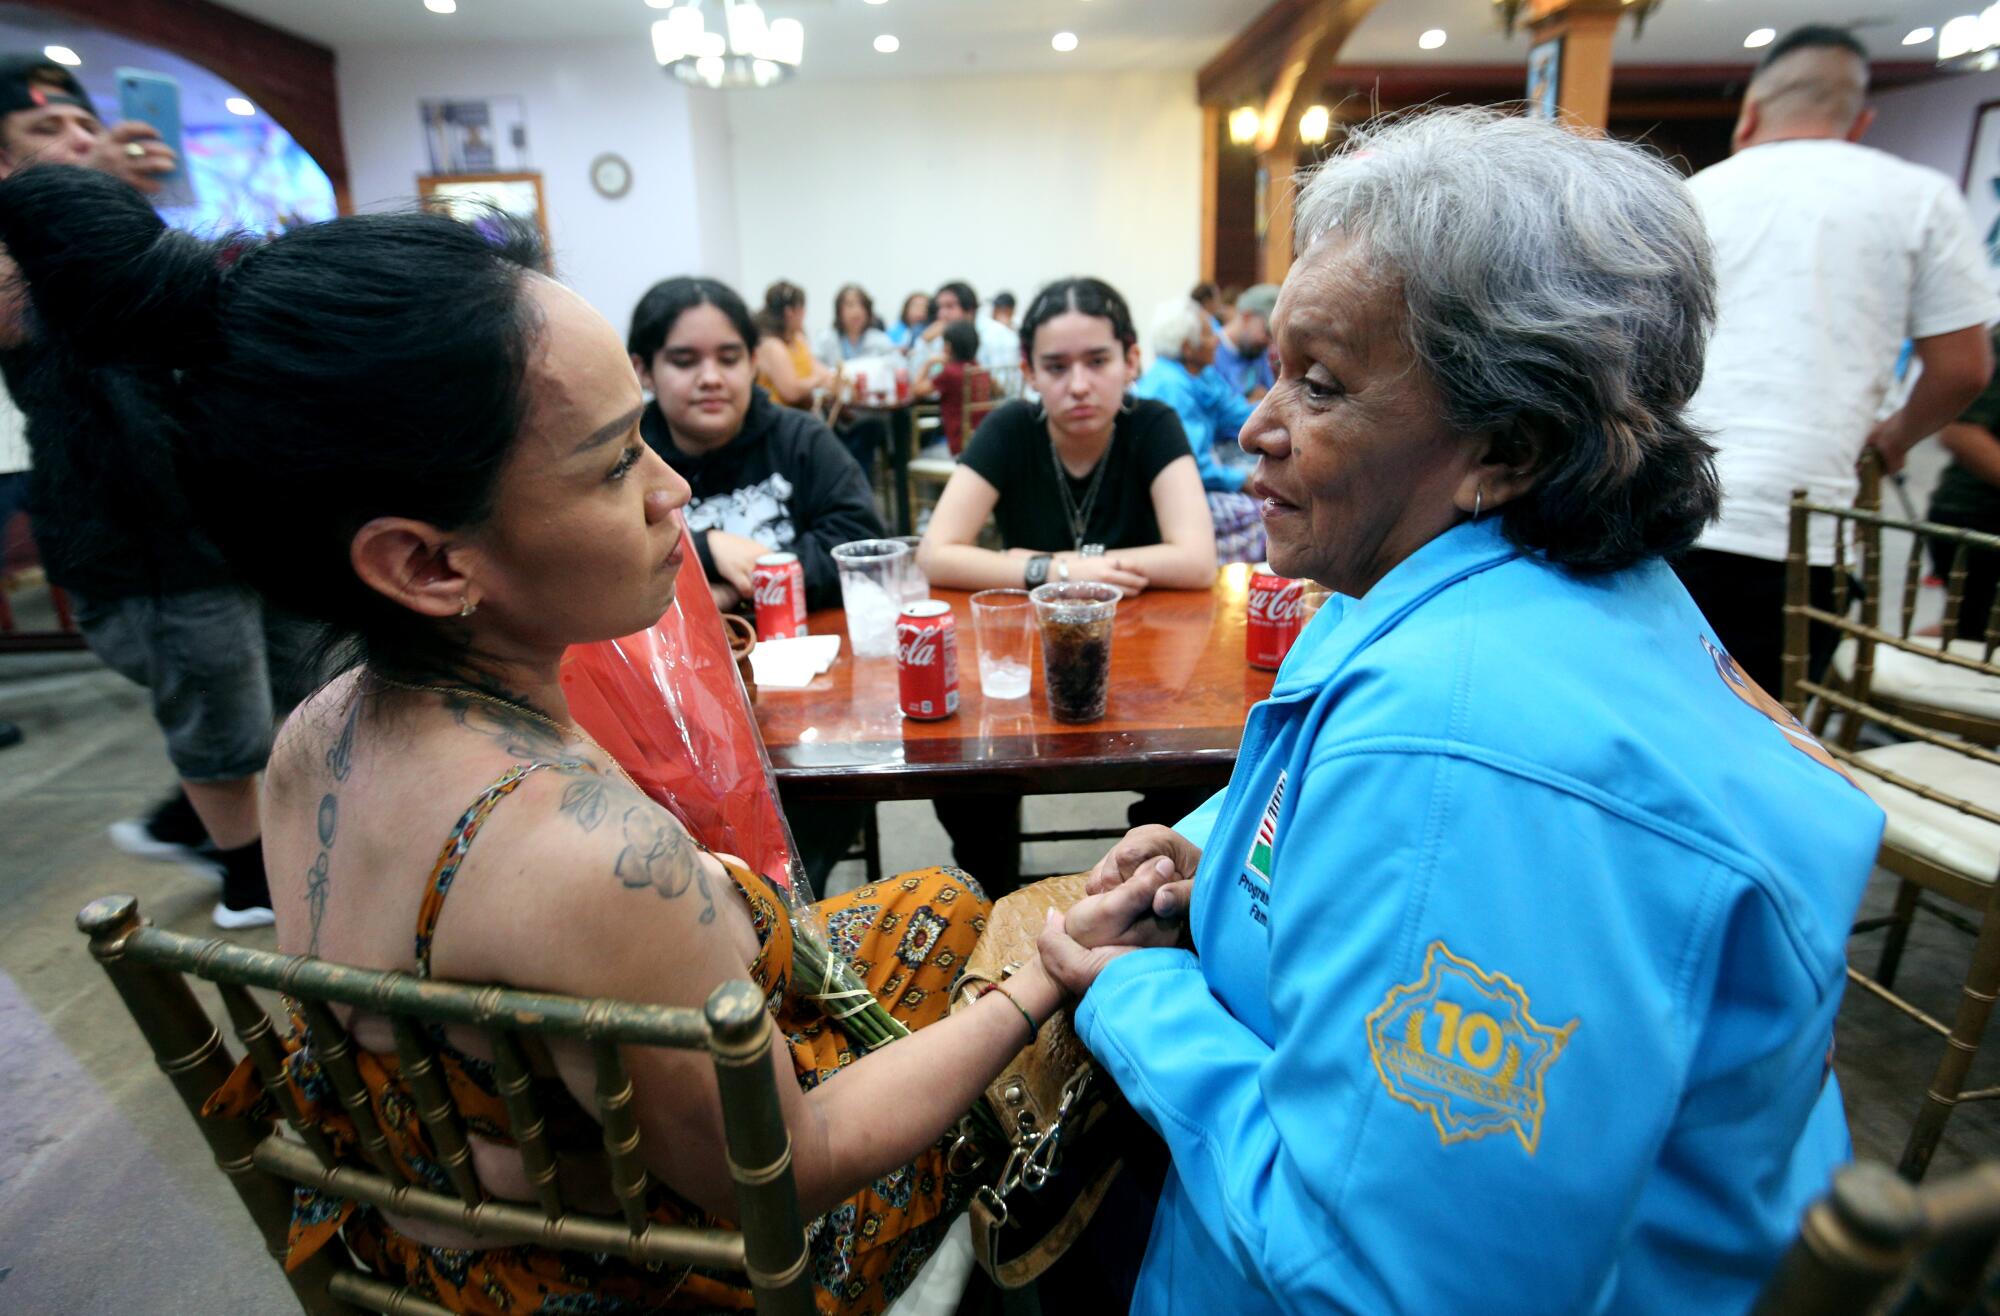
[1025,554,1053,588]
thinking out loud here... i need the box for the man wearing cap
[0,54,284,930]
[1213,282,1279,400]
[0,54,175,190]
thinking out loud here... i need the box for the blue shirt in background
[1133,358,1256,493]
[1076,519,1883,1316]
[1214,330,1276,397]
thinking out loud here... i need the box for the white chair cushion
[1854,739,2000,883]
[908,457,957,479]
[1832,636,2000,720]
[882,1214,973,1316]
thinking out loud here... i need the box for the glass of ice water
[970,588,1035,700]
[893,535,929,606]
[832,539,911,659]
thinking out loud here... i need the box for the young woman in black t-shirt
[917,277,1215,595]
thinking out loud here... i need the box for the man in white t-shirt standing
[1676,24,1998,693]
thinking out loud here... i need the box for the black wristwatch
[1024,554,1053,588]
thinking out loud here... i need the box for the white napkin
[749,633,844,689]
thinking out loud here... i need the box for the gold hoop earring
[1472,487,1484,522]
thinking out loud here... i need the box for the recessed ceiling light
[1904,26,1936,44]
[865,0,887,5]
[42,45,80,67]
[1052,31,1079,52]
[225,97,255,116]
[1744,27,1776,48]
[873,34,899,53]
[645,0,671,7]
[424,0,456,13]
[1418,29,1447,50]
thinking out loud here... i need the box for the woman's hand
[1057,553,1150,597]
[706,530,771,596]
[1066,857,1190,949]
[1087,825,1202,898]
[1038,908,1138,999]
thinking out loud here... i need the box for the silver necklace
[1048,436,1112,556]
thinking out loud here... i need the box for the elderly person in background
[1038,108,1883,1315]
[1134,299,1265,563]
[1214,281,1278,399]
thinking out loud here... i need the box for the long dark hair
[1018,277,1138,361]
[0,164,547,677]
[628,275,759,362]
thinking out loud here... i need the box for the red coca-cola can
[896,600,959,720]
[751,552,808,640]
[1247,564,1305,671]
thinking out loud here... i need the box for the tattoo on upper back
[560,776,610,832]
[612,805,716,924]
[306,695,363,956]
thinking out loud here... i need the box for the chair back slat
[486,1027,565,1218]
[1982,586,2000,665]
[1899,538,1922,642]
[388,1015,484,1206]
[1833,515,1850,619]
[216,980,338,1168]
[296,997,413,1186]
[590,1037,653,1234]
[1943,542,1972,653]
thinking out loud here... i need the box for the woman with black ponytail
[0,164,1181,1314]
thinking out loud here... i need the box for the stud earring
[459,596,478,618]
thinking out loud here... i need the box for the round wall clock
[590,152,632,199]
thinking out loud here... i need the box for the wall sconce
[1298,104,1331,144]
[1228,105,1262,146]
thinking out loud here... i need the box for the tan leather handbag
[949,874,1130,1288]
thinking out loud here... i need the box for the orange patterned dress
[207,762,990,1315]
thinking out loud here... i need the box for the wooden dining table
[756,564,1279,802]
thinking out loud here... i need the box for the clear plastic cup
[970,589,1035,700]
[1030,582,1121,722]
[832,539,911,659]
[893,535,930,606]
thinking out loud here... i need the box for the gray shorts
[71,586,276,783]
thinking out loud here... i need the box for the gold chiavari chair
[1753,1159,2000,1315]
[1816,454,2000,750]
[1783,489,2000,1179]
[77,894,814,1315]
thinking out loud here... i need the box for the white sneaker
[107,820,223,880]
[212,902,276,930]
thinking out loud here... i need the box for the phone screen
[114,68,195,209]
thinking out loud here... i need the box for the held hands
[90,121,177,195]
[1086,824,1202,901]
[1038,847,1198,998]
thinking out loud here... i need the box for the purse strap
[971,1155,1127,1288]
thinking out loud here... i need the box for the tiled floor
[3,523,1996,1310]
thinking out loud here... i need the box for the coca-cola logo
[1249,581,1304,624]
[897,624,940,667]
[753,578,790,607]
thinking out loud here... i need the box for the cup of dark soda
[1029,582,1120,723]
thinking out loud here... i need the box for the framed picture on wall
[418,171,550,250]
[1525,37,1562,121]
[1962,100,2000,288]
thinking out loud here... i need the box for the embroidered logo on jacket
[1364,941,1577,1154]
[1244,770,1287,885]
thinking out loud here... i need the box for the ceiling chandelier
[1493,0,1665,40]
[651,0,805,90]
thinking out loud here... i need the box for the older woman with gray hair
[1134,297,1265,561]
[1036,107,1884,1314]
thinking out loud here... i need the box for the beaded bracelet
[968,980,1039,1045]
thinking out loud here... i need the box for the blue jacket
[1076,520,1883,1315]
[1133,358,1255,493]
